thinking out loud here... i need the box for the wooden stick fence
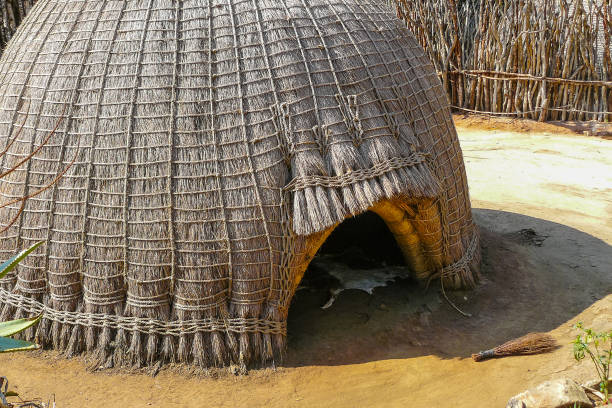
[0,0,35,49]
[391,0,611,122]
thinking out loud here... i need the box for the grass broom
[472,332,558,362]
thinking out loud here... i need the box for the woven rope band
[426,229,480,283]
[0,289,286,336]
[283,153,428,192]
[440,231,479,279]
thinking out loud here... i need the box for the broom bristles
[472,332,557,362]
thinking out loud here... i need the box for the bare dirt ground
[1,115,611,408]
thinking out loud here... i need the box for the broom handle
[473,349,497,361]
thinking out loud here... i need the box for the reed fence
[0,0,35,49]
[391,0,612,121]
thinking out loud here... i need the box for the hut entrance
[317,211,405,268]
[300,210,415,302]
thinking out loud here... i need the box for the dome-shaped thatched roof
[0,0,480,368]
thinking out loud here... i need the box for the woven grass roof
[0,0,480,369]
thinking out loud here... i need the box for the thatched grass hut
[0,0,480,368]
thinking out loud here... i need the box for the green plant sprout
[0,242,43,354]
[0,242,44,406]
[572,322,612,404]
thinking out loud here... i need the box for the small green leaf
[0,336,39,353]
[5,391,18,397]
[0,315,41,337]
[0,242,43,280]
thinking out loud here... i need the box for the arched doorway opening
[286,205,438,366]
[317,210,405,268]
[298,203,425,301]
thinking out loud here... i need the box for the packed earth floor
[1,115,611,408]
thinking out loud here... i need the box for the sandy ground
[1,115,611,408]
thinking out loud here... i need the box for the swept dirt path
[1,115,611,408]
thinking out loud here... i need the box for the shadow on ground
[285,208,612,367]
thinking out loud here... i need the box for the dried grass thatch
[0,0,479,369]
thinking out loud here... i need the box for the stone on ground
[506,378,593,408]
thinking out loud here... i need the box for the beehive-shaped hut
[0,0,480,368]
